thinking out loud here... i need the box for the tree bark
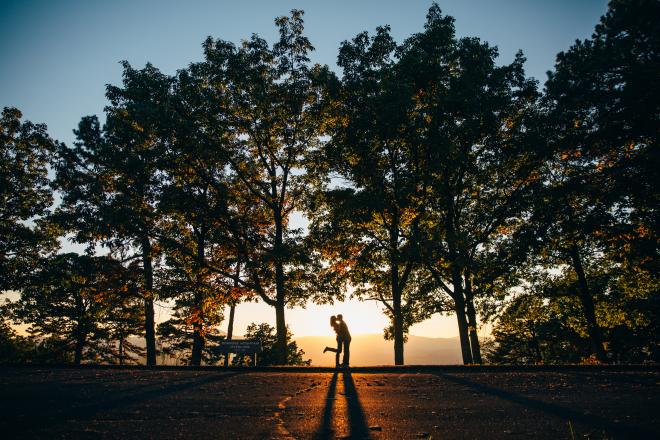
[444,185,472,364]
[464,273,482,364]
[118,333,124,366]
[392,283,404,365]
[569,244,607,362]
[224,262,240,367]
[74,326,86,365]
[275,298,287,364]
[191,228,207,366]
[450,263,473,364]
[273,211,288,365]
[426,263,472,365]
[224,303,236,367]
[390,215,405,366]
[529,325,543,364]
[142,236,157,366]
[453,294,473,365]
[190,302,204,365]
[74,295,86,365]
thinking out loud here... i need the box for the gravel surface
[1,367,658,439]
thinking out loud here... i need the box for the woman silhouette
[322,315,342,367]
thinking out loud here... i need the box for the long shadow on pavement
[1,370,225,421]
[4,371,243,437]
[343,370,372,439]
[314,371,339,439]
[314,370,371,440]
[434,372,657,438]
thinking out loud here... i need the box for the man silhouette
[336,314,351,367]
[322,315,343,367]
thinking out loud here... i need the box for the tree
[156,303,226,365]
[8,253,132,364]
[487,261,660,364]
[0,316,70,364]
[309,23,430,365]
[545,0,659,273]
[0,107,58,291]
[53,63,173,365]
[0,311,40,363]
[152,63,254,366]
[195,10,324,364]
[100,259,145,365]
[485,294,591,365]
[392,4,541,364]
[232,322,310,366]
[536,0,660,362]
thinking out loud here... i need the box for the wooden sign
[217,339,262,354]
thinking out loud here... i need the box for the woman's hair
[329,315,337,327]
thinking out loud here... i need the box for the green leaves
[8,253,144,364]
[234,322,310,366]
[0,107,58,290]
[3,2,657,366]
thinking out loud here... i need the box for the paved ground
[1,366,658,439]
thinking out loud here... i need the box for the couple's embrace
[323,314,351,368]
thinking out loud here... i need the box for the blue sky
[2,0,608,147]
[1,0,610,338]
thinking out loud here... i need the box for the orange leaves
[634,224,652,238]
[130,121,145,133]
[560,150,582,161]
[328,258,353,275]
[495,225,513,235]
[521,169,541,185]
[227,285,252,302]
[184,307,204,329]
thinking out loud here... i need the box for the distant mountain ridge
[123,333,464,366]
[294,333,463,366]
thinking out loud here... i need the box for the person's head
[330,315,336,327]
[337,314,343,322]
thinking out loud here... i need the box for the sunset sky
[1,0,608,338]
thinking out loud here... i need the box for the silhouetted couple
[323,314,351,367]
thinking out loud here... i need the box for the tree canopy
[1,1,657,366]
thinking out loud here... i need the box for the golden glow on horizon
[9,288,490,340]
[220,297,491,339]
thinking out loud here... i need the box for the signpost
[217,339,262,366]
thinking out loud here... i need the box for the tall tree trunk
[529,325,543,364]
[118,332,124,366]
[275,297,287,364]
[426,263,472,365]
[142,236,157,366]
[274,212,287,365]
[445,186,472,364]
[191,229,207,366]
[224,303,236,367]
[190,292,205,366]
[392,283,404,365]
[224,261,240,367]
[464,273,482,364]
[74,325,86,365]
[450,263,473,364]
[465,302,482,364]
[390,215,405,366]
[74,296,86,365]
[568,244,607,362]
[453,294,473,365]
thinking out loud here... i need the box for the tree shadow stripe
[4,371,244,435]
[434,372,657,438]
